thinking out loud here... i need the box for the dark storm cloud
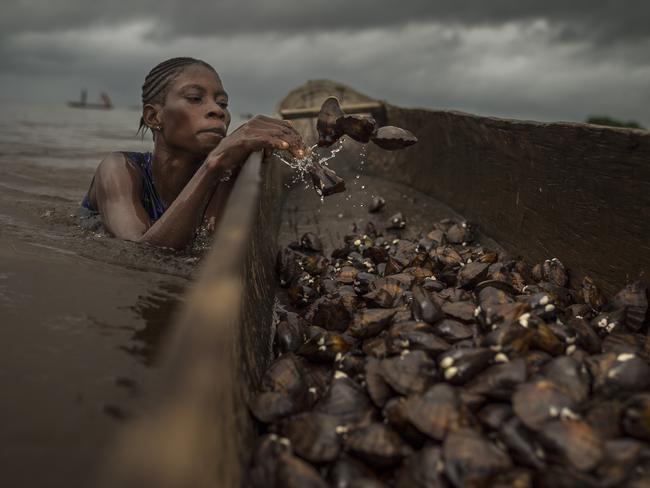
[1,1,648,127]
[3,0,650,43]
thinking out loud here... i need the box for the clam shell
[542,356,591,404]
[437,347,496,385]
[249,391,298,424]
[411,285,444,324]
[586,352,650,396]
[622,393,650,442]
[280,412,340,463]
[398,383,471,441]
[344,422,412,468]
[305,296,351,332]
[581,276,606,311]
[371,125,418,151]
[368,196,386,213]
[379,350,437,395]
[567,317,602,354]
[458,262,489,289]
[610,281,648,332]
[536,419,604,472]
[466,358,528,401]
[276,450,329,488]
[432,319,474,343]
[512,379,575,430]
[326,454,383,488]
[395,446,446,488]
[498,417,546,470]
[335,114,377,143]
[441,301,477,323]
[584,399,624,440]
[316,96,344,146]
[347,308,397,339]
[315,374,374,427]
[477,403,514,431]
[365,357,393,407]
[443,428,513,487]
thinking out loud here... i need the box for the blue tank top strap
[79,151,167,223]
[121,151,167,222]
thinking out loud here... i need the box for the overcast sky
[1,0,649,125]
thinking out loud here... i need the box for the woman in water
[81,57,305,250]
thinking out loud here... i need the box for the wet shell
[310,161,346,197]
[365,357,393,408]
[478,403,514,431]
[326,454,383,488]
[581,276,606,311]
[379,350,437,395]
[498,417,546,470]
[466,358,528,401]
[344,422,412,468]
[443,428,513,487]
[387,212,406,230]
[585,352,650,396]
[335,114,377,143]
[395,446,446,488]
[280,412,340,463]
[432,319,474,343]
[315,374,374,428]
[298,232,324,253]
[261,354,307,397]
[542,356,591,404]
[437,347,496,385]
[368,196,386,213]
[536,419,604,472]
[398,383,471,441]
[622,393,650,442]
[610,281,649,332]
[442,301,477,323]
[601,331,644,355]
[584,399,625,440]
[458,262,490,289]
[297,330,350,363]
[446,223,472,244]
[276,450,329,488]
[275,314,307,354]
[481,323,534,356]
[247,434,291,488]
[386,326,450,357]
[305,296,351,332]
[371,125,418,151]
[542,258,568,288]
[348,308,397,339]
[530,321,566,356]
[512,379,575,430]
[249,391,298,423]
[411,285,444,324]
[567,317,602,354]
[362,335,388,358]
[317,96,344,146]
[596,438,644,487]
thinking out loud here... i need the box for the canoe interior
[105,79,650,487]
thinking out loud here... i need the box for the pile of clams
[248,213,650,487]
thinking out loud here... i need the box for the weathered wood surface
[101,151,284,488]
[364,105,650,296]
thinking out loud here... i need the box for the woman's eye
[218,101,229,109]
[186,96,202,103]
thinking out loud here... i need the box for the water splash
[274,139,345,189]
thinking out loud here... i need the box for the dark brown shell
[596,438,644,487]
[316,96,344,146]
[542,356,591,404]
[314,374,374,427]
[512,379,575,430]
[610,281,649,332]
[395,446,446,488]
[276,247,300,287]
[387,212,406,230]
[585,352,650,396]
[478,403,514,431]
[305,296,351,332]
[246,434,291,488]
[365,357,392,407]
[622,393,650,442]
[584,399,625,440]
[498,417,546,470]
[442,301,477,323]
[481,323,534,356]
[379,350,436,395]
[542,258,568,287]
[326,454,383,488]
[411,285,444,324]
[344,422,412,468]
[438,347,496,385]
[276,450,329,488]
[458,262,490,289]
[432,319,474,343]
[466,358,528,401]
[568,316,602,354]
[446,223,473,244]
[335,114,377,143]
[280,412,340,463]
[371,125,418,151]
[275,314,307,354]
[297,329,350,363]
[310,161,346,196]
[536,419,604,472]
[385,325,450,357]
[348,308,397,339]
[581,276,607,311]
[261,353,306,397]
[443,428,513,487]
[368,196,386,213]
[249,391,298,424]
[398,383,471,441]
[362,335,388,358]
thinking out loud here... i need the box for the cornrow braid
[138,57,216,138]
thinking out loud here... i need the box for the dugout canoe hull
[104,79,650,487]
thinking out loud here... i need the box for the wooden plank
[280,102,384,120]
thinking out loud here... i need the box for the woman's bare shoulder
[89,152,143,206]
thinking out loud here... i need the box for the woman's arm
[93,115,304,250]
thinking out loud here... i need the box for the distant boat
[67,89,113,110]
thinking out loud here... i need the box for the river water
[0,102,245,487]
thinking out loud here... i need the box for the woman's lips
[197,128,226,137]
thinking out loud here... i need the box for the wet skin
[87,64,306,250]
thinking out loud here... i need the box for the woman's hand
[206,115,306,174]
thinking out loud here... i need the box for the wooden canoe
[103,79,650,487]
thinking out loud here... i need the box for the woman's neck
[150,144,203,208]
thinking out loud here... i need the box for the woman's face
[158,64,231,158]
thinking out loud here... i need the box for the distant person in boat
[81,57,305,249]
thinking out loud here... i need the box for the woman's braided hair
[138,57,216,137]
